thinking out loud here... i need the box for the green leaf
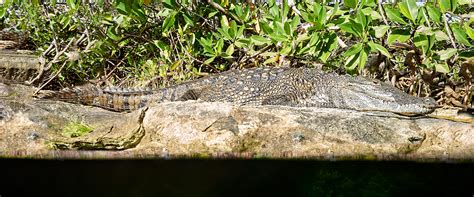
[198,37,212,47]
[0,7,5,19]
[234,5,243,19]
[183,13,194,27]
[319,33,338,62]
[458,49,474,59]
[217,28,231,40]
[451,24,472,46]
[426,6,441,23]
[230,21,237,38]
[437,48,458,60]
[263,56,278,65]
[435,63,450,73]
[215,39,224,54]
[251,35,271,45]
[362,8,382,20]
[316,4,327,26]
[115,0,145,21]
[345,53,360,70]
[358,48,368,70]
[280,46,292,55]
[350,19,364,37]
[284,21,291,36]
[344,0,357,9]
[270,34,288,42]
[260,22,274,35]
[414,33,435,55]
[368,41,392,58]
[236,25,245,38]
[154,40,169,51]
[260,52,278,57]
[309,33,320,46]
[162,12,176,33]
[372,25,390,38]
[220,15,229,28]
[226,44,234,56]
[464,23,474,40]
[204,57,215,65]
[60,15,71,28]
[398,0,418,22]
[106,27,121,41]
[116,1,128,14]
[384,7,407,25]
[208,11,218,18]
[273,21,285,35]
[300,12,313,23]
[434,30,449,41]
[281,0,289,20]
[356,11,368,30]
[387,29,411,44]
[439,0,458,13]
[343,43,363,57]
[339,19,363,38]
[269,4,280,20]
[235,38,250,48]
[361,0,376,7]
[291,15,301,34]
[170,60,181,71]
[66,0,79,10]
[458,0,471,4]
[339,23,356,36]
[162,0,177,9]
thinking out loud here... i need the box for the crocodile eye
[372,80,379,84]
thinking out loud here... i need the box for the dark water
[1,159,473,196]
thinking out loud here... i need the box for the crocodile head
[339,77,437,115]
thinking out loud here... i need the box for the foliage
[0,0,472,105]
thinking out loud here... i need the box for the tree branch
[207,0,243,25]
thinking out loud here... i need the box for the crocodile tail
[38,86,155,112]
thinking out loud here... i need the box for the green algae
[61,122,93,138]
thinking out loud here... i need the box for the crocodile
[0,51,41,83]
[39,67,437,115]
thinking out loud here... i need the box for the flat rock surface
[0,83,473,161]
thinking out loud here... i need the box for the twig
[422,7,432,28]
[377,0,389,26]
[43,43,54,57]
[175,32,203,64]
[117,25,154,44]
[169,32,180,62]
[85,28,91,47]
[175,1,213,28]
[248,45,273,60]
[443,13,457,49]
[27,38,75,85]
[235,44,273,66]
[207,0,243,25]
[33,60,68,95]
[46,38,76,70]
[83,28,94,52]
[104,59,125,81]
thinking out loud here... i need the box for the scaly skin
[0,51,41,83]
[40,67,437,115]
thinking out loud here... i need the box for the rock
[138,102,473,161]
[0,83,473,161]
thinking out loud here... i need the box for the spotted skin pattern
[41,67,437,115]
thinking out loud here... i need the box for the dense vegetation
[0,0,472,108]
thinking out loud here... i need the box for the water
[2,159,473,196]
